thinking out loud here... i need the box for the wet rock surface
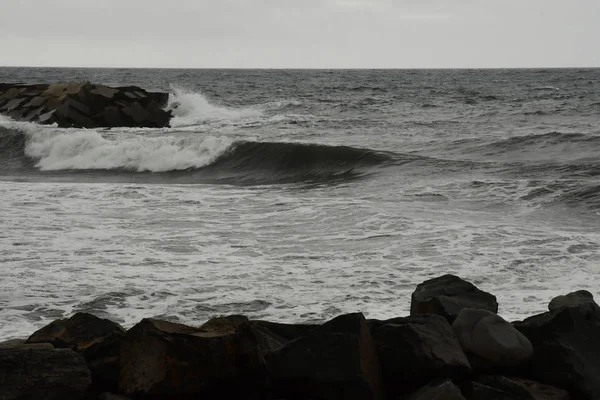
[410,274,498,323]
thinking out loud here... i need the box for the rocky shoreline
[0,82,171,128]
[1,274,598,400]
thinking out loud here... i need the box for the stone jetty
[0,82,172,128]
[1,274,597,400]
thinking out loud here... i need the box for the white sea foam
[24,130,233,172]
[168,87,262,128]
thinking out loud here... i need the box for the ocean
[1,68,599,340]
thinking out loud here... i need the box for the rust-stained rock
[266,313,386,400]
[119,316,268,399]
[26,312,126,392]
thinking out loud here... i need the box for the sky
[1,0,599,68]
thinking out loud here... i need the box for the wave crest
[25,130,233,172]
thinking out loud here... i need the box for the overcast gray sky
[1,0,598,68]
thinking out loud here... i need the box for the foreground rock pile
[1,274,598,400]
[0,82,171,128]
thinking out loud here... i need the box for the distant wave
[473,132,600,157]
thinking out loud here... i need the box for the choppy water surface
[1,68,599,339]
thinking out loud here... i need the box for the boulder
[119,316,268,399]
[249,319,317,353]
[0,339,25,347]
[0,82,172,128]
[514,302,600,399]
[411,274,498,322]
[404,380,466,400]
[461,376,572,400]
[452,308,533,368]
[97,393,132,400]
[250,319,316,342]
[474,376,572,400]
[0,347,91,399]
[26,312,126,392]
[370,314,471,396]
[96,106,123,127]
[548,290,599,312]
[266,313,385,400]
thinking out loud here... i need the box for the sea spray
[168,86,262,127]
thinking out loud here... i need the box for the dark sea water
[1,68,599,339]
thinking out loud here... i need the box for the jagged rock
[473,376,572,400]
[404,380,465,400]
[548,290,599,312]
[514,302,600,399]
[0,347,91,400]
[26,312,125,392]
[461,376,572,400]
[250,320,316,341]
[266,313,385,400]
[370,314,471,396]
[119,316,267,399]
[96,106,123,127]
[122,101,151,124]
[250,319,317,353]
[453,308,533,368]
[97,393,132,400]
[411,274,498,322]
[0,82,172,128]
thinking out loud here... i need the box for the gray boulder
[452,308,533,368]
[548,290,599,312]
[411,274,498,323]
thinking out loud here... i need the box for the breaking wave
[0,123,392,184]
[167,87,262,127]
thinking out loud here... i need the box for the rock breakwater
[0,274,596,400]
[0,82,171,128]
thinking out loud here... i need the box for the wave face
[0,124,392,184]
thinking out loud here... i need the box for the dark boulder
[514,301,600,399]
[97,394,132,400]
[548,290,599,312]
[250,320,316,342]
[403,380,465,400]
[452,308,532,368]
[370,314,471,396]
[266,313,385,400]
[411,274,498,323]
[461,376,572,400]
[119,316,268,399]
[250,319,317,353]
[26,312,125,392]
[0,347,91,400]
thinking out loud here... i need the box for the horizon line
[1,65,599,70]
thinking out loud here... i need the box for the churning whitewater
[1,68,599,339]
